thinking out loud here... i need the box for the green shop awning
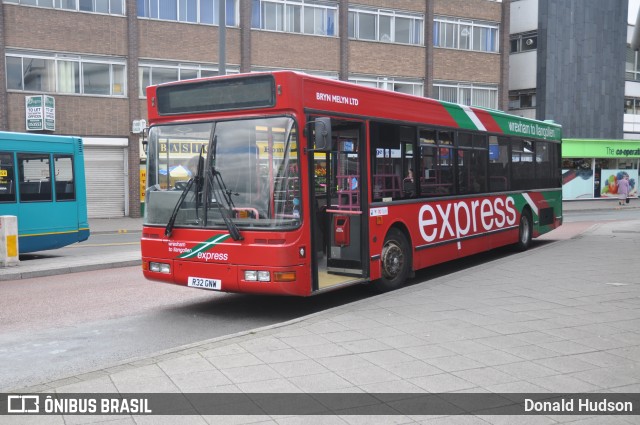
[563,139,640,158]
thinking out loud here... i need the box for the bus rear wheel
[375,228,411,293]
[516,209,533,251]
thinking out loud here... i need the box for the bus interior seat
[56,181,74,193]
[20,182,39,194]
[403,179,415,197]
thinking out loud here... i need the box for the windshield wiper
[206,165,243,241]
[165,147,205,237]
[165,177,195,237]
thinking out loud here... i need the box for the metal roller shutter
[84,146,126,218]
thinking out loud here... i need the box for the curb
[0,259,141,281]
[90,229,143,235]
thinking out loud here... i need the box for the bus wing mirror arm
[141,127,149,154]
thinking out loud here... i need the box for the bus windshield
[144,117,301,231]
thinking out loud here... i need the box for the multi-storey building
[0,0,508,217]
[509,0,634,201]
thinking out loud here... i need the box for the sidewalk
[5,213,640,422]
[563,197,640,211]
[0,217,142,281]
[89,217,143,235]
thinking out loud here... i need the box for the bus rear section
[0,132,89,253]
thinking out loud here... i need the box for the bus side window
[512,139,535,190]
[17,153,52,202]
[489,136,511,192]
[370,122,404,201]
[54,154,76,201]
[0,152,16,203]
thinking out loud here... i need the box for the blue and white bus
[0,131,89,253]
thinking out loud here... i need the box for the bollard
[0,215,19,267]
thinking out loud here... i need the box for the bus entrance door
[313,123,366,291]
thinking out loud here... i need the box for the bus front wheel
[376,228,411,292]
[516,209,533,251]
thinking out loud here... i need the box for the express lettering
[419,197,517,243]
[197,252,229,261]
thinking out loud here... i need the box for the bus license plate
[188,276,222,290]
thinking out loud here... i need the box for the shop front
[562,139,640,200]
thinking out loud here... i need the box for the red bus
[141,71,562,295]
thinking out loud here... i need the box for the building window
[433,16,499,53]
[137,0,238,25]
[6,51,126,97]
[350,75,424,96]
[5,0,124,15]
[625,98,640,115]
[434,81,498,109]
[510,32,537,53]
[509,90,536,109]
[139,62,239,97]
[348,6,423,46]
[626,45,640,81]
[251,0,337,36]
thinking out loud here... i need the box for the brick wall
[138,20,241,65]
[6,93,129,136]
[350,41,425,78]
[433,49,501,84]
[434,0,502,21]
[252,31,339,71]
[353,0,425,13]
[4,5,127,55]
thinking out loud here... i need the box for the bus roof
[147,70,562,142]
[0,131,80,144]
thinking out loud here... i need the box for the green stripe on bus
[441,103,478,131]
[178,234,231,259]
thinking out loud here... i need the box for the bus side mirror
[314,117,332,152]
[141,128,149,154]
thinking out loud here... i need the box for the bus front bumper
[142,257,311,296]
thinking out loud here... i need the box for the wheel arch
[386,220,414,273]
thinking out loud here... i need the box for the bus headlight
[244,270,272,282]
[149,262,171,274]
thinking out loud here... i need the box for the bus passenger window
[536,141,560,188]
[17,153,52,202]
[370,122,404,201]
[0,152,16,203]
[457,133,487,195]
[54,154,75,201]
[418,129,454,197]
[489,136,510,192]
[512,140,535,190]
